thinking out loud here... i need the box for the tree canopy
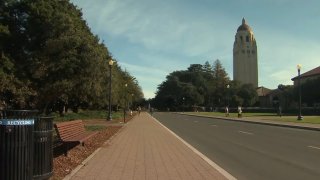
[0,0,143,113]
[153,59,258,111]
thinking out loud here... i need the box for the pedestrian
[225,106,229,117]
[278,106,282,117]
[137,106,141,115]
[237,106,242,118]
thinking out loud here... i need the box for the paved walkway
[67,112,231,180]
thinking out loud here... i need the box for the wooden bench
[54,120,98,155]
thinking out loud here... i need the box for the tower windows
[246,36,249,42]
[240,36,243,42]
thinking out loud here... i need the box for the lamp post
[131,93,134,109]
[107,59,114,121]
[297,64,303,120]
[182,97,185,112]
[124,83,127,123]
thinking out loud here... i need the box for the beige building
[233,18,258,87]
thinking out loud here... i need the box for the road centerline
[238,130,254,135]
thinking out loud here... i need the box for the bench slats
[54,120,98,155]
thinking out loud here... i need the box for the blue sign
[0,119,34,126]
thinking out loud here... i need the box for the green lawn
[52,110,123,122]
[85,125,107,131]
[185,112,320,124]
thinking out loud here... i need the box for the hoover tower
[233,18,258,87]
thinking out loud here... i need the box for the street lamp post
[182,97,185,112]
[297,64,303,120]
[131,93,134,109]
[124,83,128,123]
[107,59,114,121]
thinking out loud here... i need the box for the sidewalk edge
[181,113,320,131]
[149,114,237,180]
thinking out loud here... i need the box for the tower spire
[242,17,246,25]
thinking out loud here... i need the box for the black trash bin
[33,117,53,180]
[0,110,38,180]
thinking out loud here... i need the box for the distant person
[225,106,229,117]
[237,106,242,118]
[137,106,141,115]
[278,106,282,117]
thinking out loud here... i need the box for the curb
[149,114,236,180]
[180,113,320,131]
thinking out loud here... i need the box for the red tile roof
[291,66,320,80]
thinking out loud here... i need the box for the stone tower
[233,18,258,87]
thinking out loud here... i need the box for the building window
[246,36,249,42]
[242,50,245,53]
[252,50,255,54]
[240,36,243,42]
[247,50,250,54]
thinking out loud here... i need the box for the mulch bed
[52,115,135,179]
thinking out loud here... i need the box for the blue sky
[71,0,320,99]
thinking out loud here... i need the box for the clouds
[71,0,320,98]
[74,0,235,56]
[258,28,320,88]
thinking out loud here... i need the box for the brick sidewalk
[67,112,232,180]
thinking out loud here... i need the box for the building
[233,18,258,87]
[256,86,272,107]
[291,66,320,86]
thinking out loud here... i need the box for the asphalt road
[153,112,320,180]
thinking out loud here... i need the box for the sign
[0,119,34,126]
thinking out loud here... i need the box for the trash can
[0,110,38,180]
[33,117,53,180]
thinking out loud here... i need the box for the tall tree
[0,0,144,113]
[211,59,230,107]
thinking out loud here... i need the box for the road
[152,112,320,180]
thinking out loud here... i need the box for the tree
[211,59,230,107]
[238,83,258,106]
[295,77,320,107]
[0,0,144,114]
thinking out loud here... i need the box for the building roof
[237,18,252,32]
[291,66,320,80]
[256,86,272,97]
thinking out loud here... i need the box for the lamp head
[109,59,114,66]
[297,64,302,70]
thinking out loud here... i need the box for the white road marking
[238,131,253,135]
[308,146,320,150]
[194,121,198,123]
[211,125,217,127]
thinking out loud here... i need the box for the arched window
[246,36,249,42]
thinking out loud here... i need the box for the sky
[71,0,320,99]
